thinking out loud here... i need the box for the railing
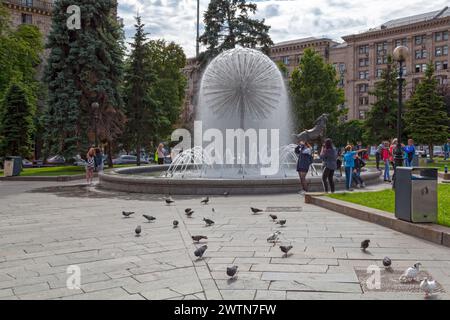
[2,0,53,12]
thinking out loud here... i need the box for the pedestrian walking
[295,141,313,195]
[320,138,337,193]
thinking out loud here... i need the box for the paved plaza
[1,179,450,300]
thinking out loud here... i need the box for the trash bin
[395,167,438,223]
[3,156,22,177]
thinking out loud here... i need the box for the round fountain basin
[99,165,382,195]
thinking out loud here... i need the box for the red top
[381,147,391,161]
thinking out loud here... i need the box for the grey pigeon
[269,214,277,221]
[194,245,208,258]
[186,210,194,217]
[277,219,286,226]
[122,211,135,217]
[184,208,192,214]
[212,208,215,213]
[191,235,208,242]
[201,196,210,205]
[382,257,392,268]
[251,207,263,214]
[399,263,421,282]
[267,231,281,243]
[135,225,141,236]
[360,239,370,251]
[173,220,179,228]
[203,218,215,226]
[420,277,437,297]
[226,266,238,278]
[280,245,293,256]
[143,214,156,222]
[165,197,174,205]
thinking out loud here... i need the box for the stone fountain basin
[99,165,382,195]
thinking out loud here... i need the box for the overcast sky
[118,0,450,57]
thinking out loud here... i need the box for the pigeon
[201,196,210,205]
[223,192,230,197]
[135,225,141,236]
[251,207,263,214]
[360,239,370,252]
[122,211,135,217]
[203,218,215,226]
[212,208,215,213]
[267,231,281,243]
[173,220,179,228]
[186,210,194,217]
[165,197,174,205]
[194,245,208,258]
[280,245,293,256]
[269,214,277,221]
[399,263,421,282]
[185,208,192,214]
[226,266,238,278]
[420,277,437,297]
[382,257,392,269]
[277,219,286,226]
[191,235,208,242]
[143,214,156,222]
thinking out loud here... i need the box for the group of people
[85,147,104,184]
[375,138,416,183]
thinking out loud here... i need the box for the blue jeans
[384,160,390,180]
[345,166,353,190]
[445,151,449,160]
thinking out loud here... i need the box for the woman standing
[381,141,391,182]
[94,147,103,173]
[86,147,95,184]
[157,143,165,165]
[295,141,313,195]
[320,139,337,193]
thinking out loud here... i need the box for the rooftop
[272,37,334,47]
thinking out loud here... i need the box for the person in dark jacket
[94,147,103,173]
[295,141,313,194]
[352,155,366,188]
[320,138,337,193]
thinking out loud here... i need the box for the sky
[118,0,450,57]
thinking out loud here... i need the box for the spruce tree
[405,62,449,160]
[0,82,35,157]
[44,0,125,159]
[364,55,399,143]
[289,48,345,133]
[199,0,273,61]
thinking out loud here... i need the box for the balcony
[2,0,53,13]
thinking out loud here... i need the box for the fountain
[99,48,381,194]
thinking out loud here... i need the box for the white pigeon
[420,277,437,297]
[399,262,421,282]
[267,231,281,243]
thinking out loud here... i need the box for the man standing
[445,138,450,161]
[402,139,416,167]
[375,142,383,171]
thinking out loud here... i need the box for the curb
[438,172,450,180]
[305,193,450,248]
[0,173,97,182]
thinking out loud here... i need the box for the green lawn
[0,164,141,176]
[328,184,450,227]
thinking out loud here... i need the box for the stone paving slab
[0,180,449,300]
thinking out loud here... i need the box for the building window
[359,97,369,106]
[376,55,388,65]
[21,13,32,24]
[395,38,408,47]
[359,58,369,67]
[376,42,388,53]
[415,35,425,45]
[359,71,369,80]
[359,110,367,119]
[435,31,449,42]
[21,0,33,6]
[436,47,443,57]
[415,49,427,59]
[339,63,346,73]
[415,64,428,73]
[359,84,369,93]
[376,69,384,78]
[436,61,443,71]
[359,45,369,54]
[282,56,289,65]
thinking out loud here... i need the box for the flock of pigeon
[122,195,438,296]
[361,239,437,297]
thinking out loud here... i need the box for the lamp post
[196,0,200,58]
[392,46,409,187]
[91,102,99,146]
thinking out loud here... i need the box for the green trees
[199,0,273,60]
[0,83,35,157]
[364,56,399,143]
[44,0,125,159]
[405,62,449,160]
[332,120,365,147]
[289,49,345,133]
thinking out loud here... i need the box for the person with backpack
[320,138,337,193]
[402,139,416,167]
[295,141,313,195]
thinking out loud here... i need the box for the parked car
[22,159,33,168]
[112,155,149,165]
[46,155,66,165]
[72,155,86,167]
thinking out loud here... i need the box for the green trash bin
[4,156,22,176]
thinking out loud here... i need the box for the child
[352,155,366,188]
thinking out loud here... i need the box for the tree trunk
[136,143,141,166]
[107,141,114,168]
[428,143,434,162]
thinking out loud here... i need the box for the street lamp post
[392,46,410,187]
[91,102,99,146]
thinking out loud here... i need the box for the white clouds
[118,0,450,57]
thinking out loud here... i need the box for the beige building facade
[269,6,450,121]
